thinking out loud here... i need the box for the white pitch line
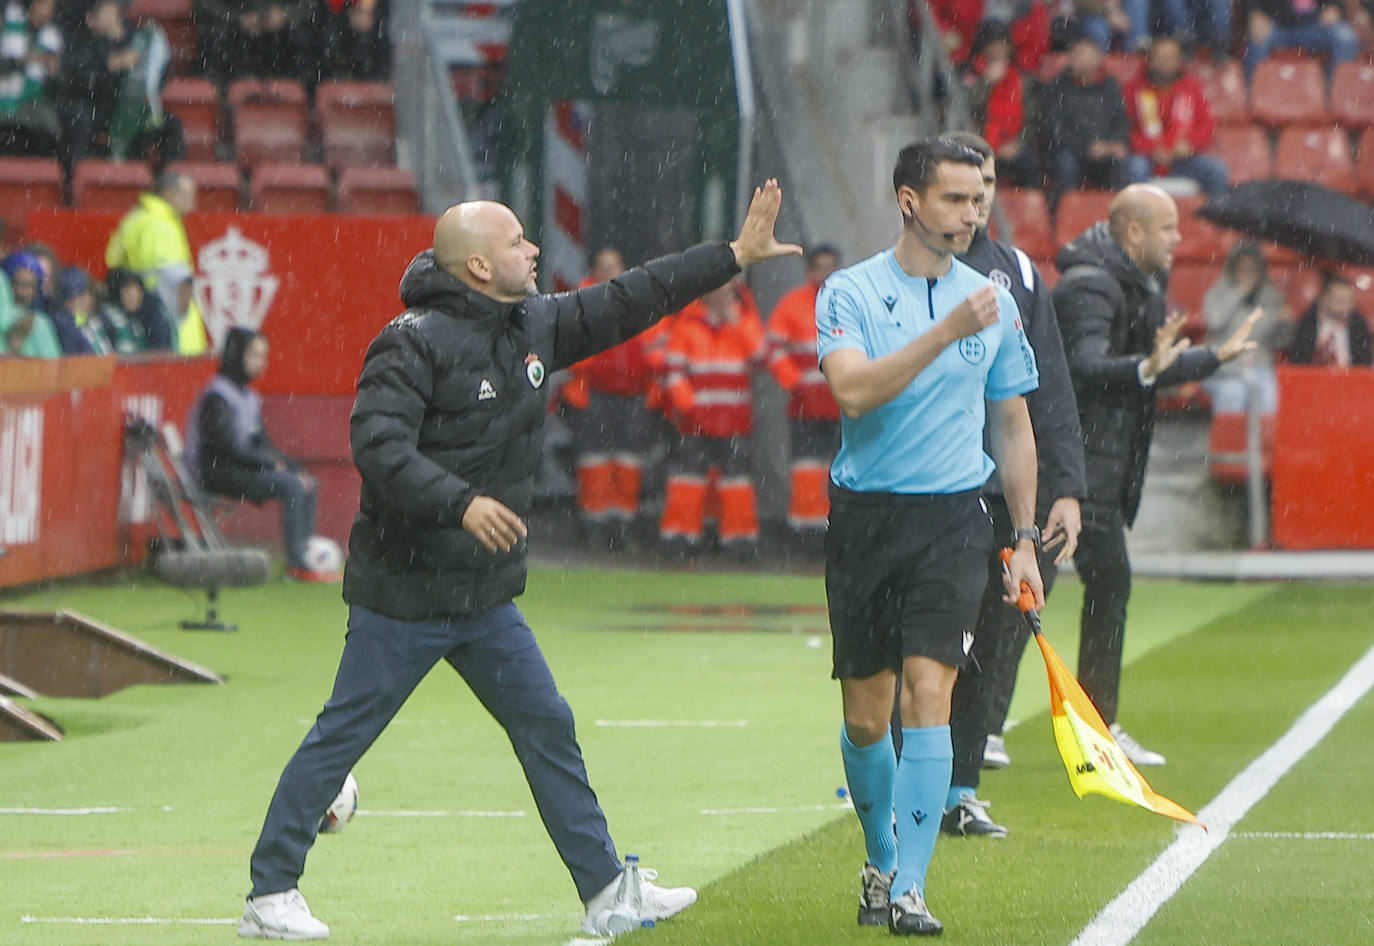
[1070,642,1374,946]
[0,807,127,815]
[594,719,748,728]
[21,916,235,926]
[357,809,526,818]
[1233,831,1374,841]
[453,912,558,922]
[701,802,853,816]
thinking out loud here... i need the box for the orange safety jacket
[764,280,840,421]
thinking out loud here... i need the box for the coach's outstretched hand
[730,179,803,268]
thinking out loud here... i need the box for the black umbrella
[1197,179,1374,266]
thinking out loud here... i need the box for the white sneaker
[238,889,330,940]
[1110,724,1167,766]
[982,734,1011,769]
[580,864,698,935]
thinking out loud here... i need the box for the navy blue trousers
[248,602,622,902]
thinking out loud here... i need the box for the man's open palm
[730,179,803,268]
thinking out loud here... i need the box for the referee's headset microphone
[902,198,957,244]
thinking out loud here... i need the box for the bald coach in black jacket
[239,184,801,941]
[1051,184,1258,768]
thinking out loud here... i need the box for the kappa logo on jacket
[477,379,497,401]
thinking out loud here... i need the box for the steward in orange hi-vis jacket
[559,248,669,548]
[763,244,843,534]
[657,280,797,556]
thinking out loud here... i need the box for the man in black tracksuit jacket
[938,133,1086,837]
[240,186,801,941]
[1052,184,1257,767]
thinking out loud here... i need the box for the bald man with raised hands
[239,187,800,941]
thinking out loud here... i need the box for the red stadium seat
[71,160,152,211]
[0,158,63,230]
[1198,59,1249,125]
[315,81,396,169]
[989,188,1053,260]
[249,163,331,214]
[1250,59,1327,128]
[1207,124,1273,185]
[1207,413,1274,485]
[162,77,220,162]
[1359,128,1374,197]
[1165,263,1218,335]
[1174,195,1236,266]
[1275,125,1356,192]
[228,79,308,168]
[167,160,241,212]
[336,167,420,216]
[1332,62,1374,130]
[1037,263,1060,290]
[1053,190,1113,249]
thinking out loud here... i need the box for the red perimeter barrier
[1271,365,1374,550]
[26,208,434,396]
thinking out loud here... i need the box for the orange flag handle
[998,547,1041,633]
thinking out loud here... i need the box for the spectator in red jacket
[1123,34,1228,198]
[913,0,1051,72]
[965,20,1042,188]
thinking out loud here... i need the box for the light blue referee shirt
[816,249,1039,495]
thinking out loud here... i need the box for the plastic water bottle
[604,853,643,935]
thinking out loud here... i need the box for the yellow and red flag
[999,549,1203,827]
[1033,632,1203,826]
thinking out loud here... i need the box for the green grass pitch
[2,569,1371,945]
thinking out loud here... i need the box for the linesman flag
[1000,551,1203,827]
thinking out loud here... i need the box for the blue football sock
[892,725,953,900]
[946,785,974,814]
[840,725,897,874]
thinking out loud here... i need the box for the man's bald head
[434,200,540,301]
[1108,184,1180,275]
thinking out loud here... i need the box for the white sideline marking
[1234,831,1374,841]
[0,807,127,815]
[1070,643,1374,946]
[453,912,557,922]
[701,802,853,816]
[357,809,526,818]
[594,719,748,728]
[21,916,235,926]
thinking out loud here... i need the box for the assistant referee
[819,138,1045,937]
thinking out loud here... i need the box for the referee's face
[913,163,984,254]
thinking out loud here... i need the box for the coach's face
[975,155,997,231]
[482,206,541,301]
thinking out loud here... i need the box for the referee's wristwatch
[1013,526,1042,550]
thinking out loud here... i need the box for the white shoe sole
[237,917,330,940]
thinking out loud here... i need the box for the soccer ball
[319,772,358,834]
[304,535,344,574]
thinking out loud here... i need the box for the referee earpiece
[905,199,957,243]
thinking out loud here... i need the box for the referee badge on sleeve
[525,354,546,389]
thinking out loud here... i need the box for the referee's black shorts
[825,483,994,679]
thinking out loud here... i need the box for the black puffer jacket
[1053,223,1218,525]
[343,242,739,620]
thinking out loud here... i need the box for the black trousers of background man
[1072,502,1131,727]
[947,494,1060,790]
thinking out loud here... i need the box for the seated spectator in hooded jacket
[1123,34,1227,198]
[1244,0,1359,77]
[48,265,108,355]
[186,327,334,581]
[1042,26,1130,199]
[0,250,59,357]
[1285,272,1373,368]
[101,267,177,352]
[965,20,1042,188]
[1202,241,1291,413]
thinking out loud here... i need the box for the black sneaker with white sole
[857,863,894,926]
[940,792,1008,838]
[889,889,943,936]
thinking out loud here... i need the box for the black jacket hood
[218,327,261,386]
[1056,222,1155,294]
[398,250,518,333]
